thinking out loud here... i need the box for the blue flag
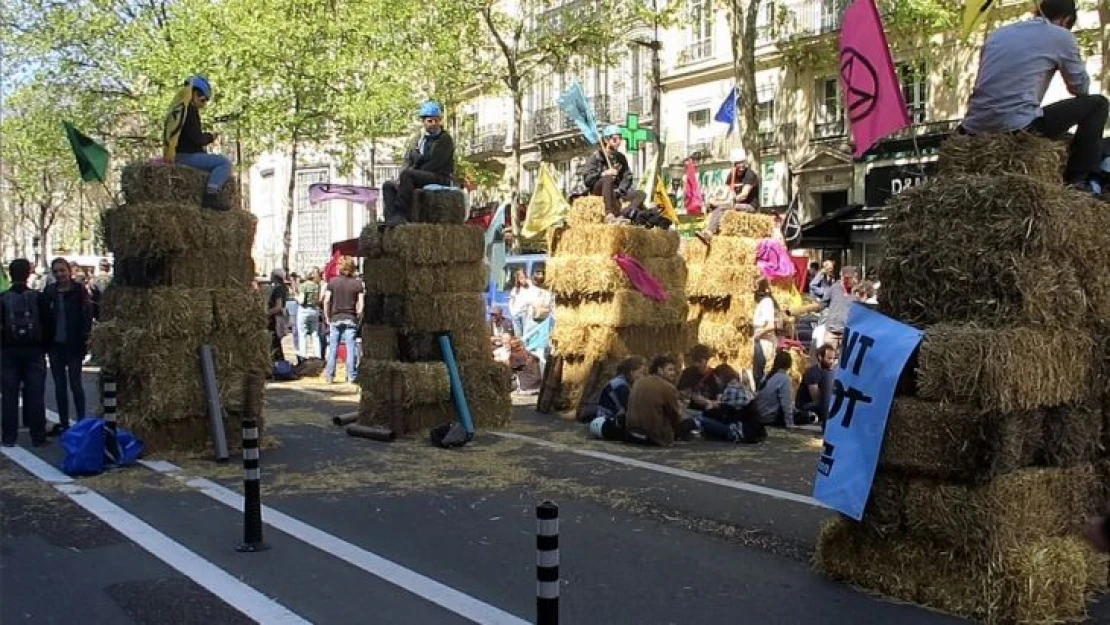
[557,81,600,145]
[714,86,738,135]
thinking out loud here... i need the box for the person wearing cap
[582,125,646,220]
[960,0,1107,196]
[697,148,761,243]
[382,101,455,227]
[173,76,233,211]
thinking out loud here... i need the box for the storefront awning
[798,204,865,248]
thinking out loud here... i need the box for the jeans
[175,152,233,192]
[286,300,300,353]
[48,346,86,427]
[1027,94,1109,184]
[382,169,450,225]
[1,348,47,444]
[325,319,359,382]
[297,307,321,359]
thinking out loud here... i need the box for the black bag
[3,290,42,345]
[430,422,472,448]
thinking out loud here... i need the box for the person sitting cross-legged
[695,364,766,444]
[590,355,646,441]
[626,354,697,446]
[382,101,455,227]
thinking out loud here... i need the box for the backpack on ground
[3,290,42,345]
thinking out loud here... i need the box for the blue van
[486,253,547,312]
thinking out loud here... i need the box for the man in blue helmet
[173,75,234,210]
[582,125,647,221]
[382,101,455,226]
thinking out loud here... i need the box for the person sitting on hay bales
[589,355,646,441]
[322,258,364,384]
[787,266,860,351]
[168,76,233,211]
[694,364,767,444]
[626,354,697,446]
[695,149,761,243]
[676,344,721,412]
[960,0,1108,196]
[382,101,455,227]
[582,126,649,223]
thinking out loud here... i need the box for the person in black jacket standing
[0,259,52,447]
[382,101,455,227]
[582,125,646,220]
[43,258,93,435]
[173,75,233,210]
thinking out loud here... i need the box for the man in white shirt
[961,0,1107,194]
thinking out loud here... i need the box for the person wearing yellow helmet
[173,75,233,211]
[582,125,646,221]
[382,101,455,227]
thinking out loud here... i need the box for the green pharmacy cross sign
[620,113,652,152]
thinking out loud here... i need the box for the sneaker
[201,191,229,211]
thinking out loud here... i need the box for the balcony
[461,124,508,157]
[532,95,612,139]
[626,94,653,118]
[768,1,846,42]
[676,39,713,66]
[884,119,960,142]
[814,118,846,140]
[665,135,731,163]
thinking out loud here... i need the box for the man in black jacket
[382,101,455,227]
[583,125,646,220]
[1,259,52,447]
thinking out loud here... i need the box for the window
[683,0,713,62]
[814,77,844,138]
[756,1,776,43]
[899,62,928,124]
[757,80,777,146]
[294,168,329,271]
[686,108,712,154]
[821,0,847,32]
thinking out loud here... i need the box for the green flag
[63,121,110,183]
[0,266,9,293]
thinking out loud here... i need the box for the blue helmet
[602,124,622,138]
[188,75,212,99]
[419,101,443,118]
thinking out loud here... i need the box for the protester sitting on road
[695,364,766,444]
[1,259,51,448]
[591,355,646,441]
[172,75,233,211]
[676,344,720,412]
[788,266,860,352]
[626,354,696,446]
[382,101,455,226]
[796,344,836,428]
[43,257,93,436]
[960,0,1107,196]
[753,351,796,428]
[509,338,542,394]
[583,125,647,221]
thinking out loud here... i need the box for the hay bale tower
[357,190,512,434]
[547,196,689,412]
[815,134,1110,624]
[680,211,777,369]
[89,164,269,453]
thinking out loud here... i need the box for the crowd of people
[489,267,552,394]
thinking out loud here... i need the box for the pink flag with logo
[839,0,909,158]
[683,159,704,216]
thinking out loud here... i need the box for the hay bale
[103,202,256,258]
[917,324,1094,413]
[555,290,687,328]
[358,224,384,258]
[816,517,1094,625]
[717,211,775,238]
[101,286,214,338]
[120,163,242,209]
[688,258,762,299]
[357,361,511,433]
[770,277,803,310]
[395,329,491,363]
[936,133,1065,183]
[879,176,1092,327]
[411,189,467,224]
[363,258,487,295]
[695,320,754,368]
[566,195,607,227]
[113,253,256,289]
[356,360,451,406]
[879,399,1041,481]
[546,255,687,296]
[550,323,687,360]
[1041,402,1103,467]
[360,325,399,361]
[556,357,613,412]
[364,292,487,334]
[381,224,485,265]
[556,225,680,259]
[211,288,267,337]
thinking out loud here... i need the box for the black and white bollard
[237,374,268,552]
[536,501,559,625]
[101,374,120,464]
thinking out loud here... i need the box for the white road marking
[141,460,530,625]
[1,446,310,625]
[491,431,827,509]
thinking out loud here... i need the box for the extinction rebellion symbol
[839,47,879,123]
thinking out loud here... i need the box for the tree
[724,0,763,169]
[629,0,683,177]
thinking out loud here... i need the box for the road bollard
[536,500,559,625]
[236,373,268,553]
[101,374,120,464]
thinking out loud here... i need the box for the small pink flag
[839,0,909,158]
[683,159,704,216]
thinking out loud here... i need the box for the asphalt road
[2,368,1108,624]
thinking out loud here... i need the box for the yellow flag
[653,175,679,226]
[961,0,994,38]
[162,79,194,162]
[521,163,569,238]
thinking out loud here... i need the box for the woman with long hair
[507,269,532,337]
[753,351,796,428]
[43,257,93,435]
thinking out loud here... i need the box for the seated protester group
[626,354,697,446]
[589,356,646,441]
[694,364,767,444]
[676,344,721,411]
[795,344,837,428]
[753,351,797,428]
[382,101,455,227]
[583,126,670,229]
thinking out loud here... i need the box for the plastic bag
[61,418,106,476]
[115,429,144,466]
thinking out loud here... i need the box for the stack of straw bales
[817,133,1110,623]
[681,211,776,368]
[90,165,269,452]
[357,192,511,434]
[548,196,688,411]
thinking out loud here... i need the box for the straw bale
[358,224,384,258]
[103,201,256,258]
[917,324,1094,413]
[859,472,908,536]
[688,258,762,299]
[936,132,1065,183]
[210,288,268,337]
[555,290,687,328]
[381,224,485,265]
[100,286,213,338]
[119,409,258,454]
[879,399,1041,481]
[396,329,491,363]
[358,361,511,433]
[880,176,1092,327]
[556,225,680,259]
[546,255,687,296]
[113,253,256,289]
[360,325,399,361]
[680,236,709,266]
[566,195,607,227]
[770,277,803,310]
[551,323,687,360]
[363,258,487,295]
[405,293,487,333]
[717,211,775,239]
[357,360,451,406]
[121,163,242,209]
[695,320,754,368]
[816,517,1094,625]
[555,356,613,412]
[705,236,759,266]
[1041,403,1104,467]
[411,189,467,224]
